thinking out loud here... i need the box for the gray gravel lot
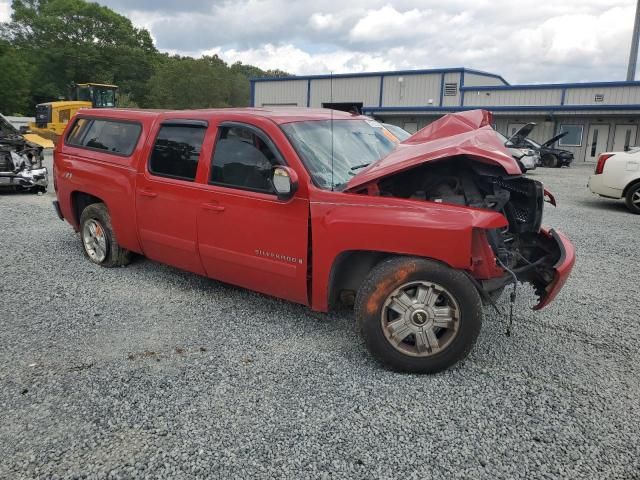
[1,155,639,479]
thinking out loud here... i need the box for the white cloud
[1,0,638,83]
[207,43,396,75]
[308,12,343,32]
[0,0,11,22]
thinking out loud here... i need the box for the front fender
[309,192,507,311]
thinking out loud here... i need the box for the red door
[196,122,309,305]
[136,120,212,275]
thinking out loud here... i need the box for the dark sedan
[521,132,574,168]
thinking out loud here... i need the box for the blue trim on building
[252,67,640,111]
[461,80,640,91]
[361,104,640,113]
[249,67,506,83]
[249,80,255,107]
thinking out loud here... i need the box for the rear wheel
[624,182,640,214]
[355,257,482,374]
[79,203,131,267]
[542,154,558,168]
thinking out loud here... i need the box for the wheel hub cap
[410,309,431,327]
[381,281,460,358]
[82,219,107,263]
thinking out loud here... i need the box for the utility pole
[627,0,640,80]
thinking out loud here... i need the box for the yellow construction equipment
[27,83,118,145]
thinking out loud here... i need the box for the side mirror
[504,140,515,148]
[272,166,298,201]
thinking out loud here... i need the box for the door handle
[202,202,225,212]
[139,189,157,198]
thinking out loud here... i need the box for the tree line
[0,0,288,115]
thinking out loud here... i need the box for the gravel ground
[1,155,639,479]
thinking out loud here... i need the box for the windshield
[383,123,412,141]
[93,88,117,108]
[76,86,117,108]
[281,119,397,190]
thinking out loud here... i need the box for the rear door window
[148,123,207,182]
[66,118,141,156]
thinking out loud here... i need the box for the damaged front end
[364,157,574,309]
[0,119,48,193]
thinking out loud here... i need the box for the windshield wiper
[350,162,371,171]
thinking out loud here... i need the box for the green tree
[0,0,290,111]
[0,40,33,114]
[228,62,290,107]
[145,54,233,109]
[2,0,157,107]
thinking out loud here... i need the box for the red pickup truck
[52,108,575,373]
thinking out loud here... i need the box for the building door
[585,124,610,162]
[612,124,638,152]
[507,123,526,136]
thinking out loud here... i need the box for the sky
[0,0,637,84]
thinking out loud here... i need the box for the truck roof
[75,107,365,125]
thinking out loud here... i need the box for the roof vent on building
[444,83,458,96]
[594,93,604,102]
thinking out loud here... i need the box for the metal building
[250,67,640,163]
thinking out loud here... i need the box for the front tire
[79,203,131,267]
[355,257,482,374]
[542,154,558,168]
[624,182,640,214]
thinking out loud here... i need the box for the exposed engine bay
[375,157,562,302]
[0,116,48,193]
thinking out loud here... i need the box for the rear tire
[542,154,558,168]
[354,257,482,374]
[624,182,640,214]
[79,203,131,267]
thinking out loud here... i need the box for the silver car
[495,126,539,173]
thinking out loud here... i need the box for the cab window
[66,118,141,156]
[148,123,207,181]
[210,125,281,193]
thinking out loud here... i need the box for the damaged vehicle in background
[53,108,575,374]
[0,114,48,193]
[494,124,539,173]
[510,128,574,168]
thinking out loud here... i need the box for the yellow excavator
[26,83,118,146]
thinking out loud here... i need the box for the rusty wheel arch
[71,191,104,228]
[327,250,454,310]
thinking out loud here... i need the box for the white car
[588,150,640,214]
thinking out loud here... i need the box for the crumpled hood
[541,131,568,148]
[346,109,520,191]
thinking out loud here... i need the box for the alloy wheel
[82,218,108,263]
[381,281,460,357]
